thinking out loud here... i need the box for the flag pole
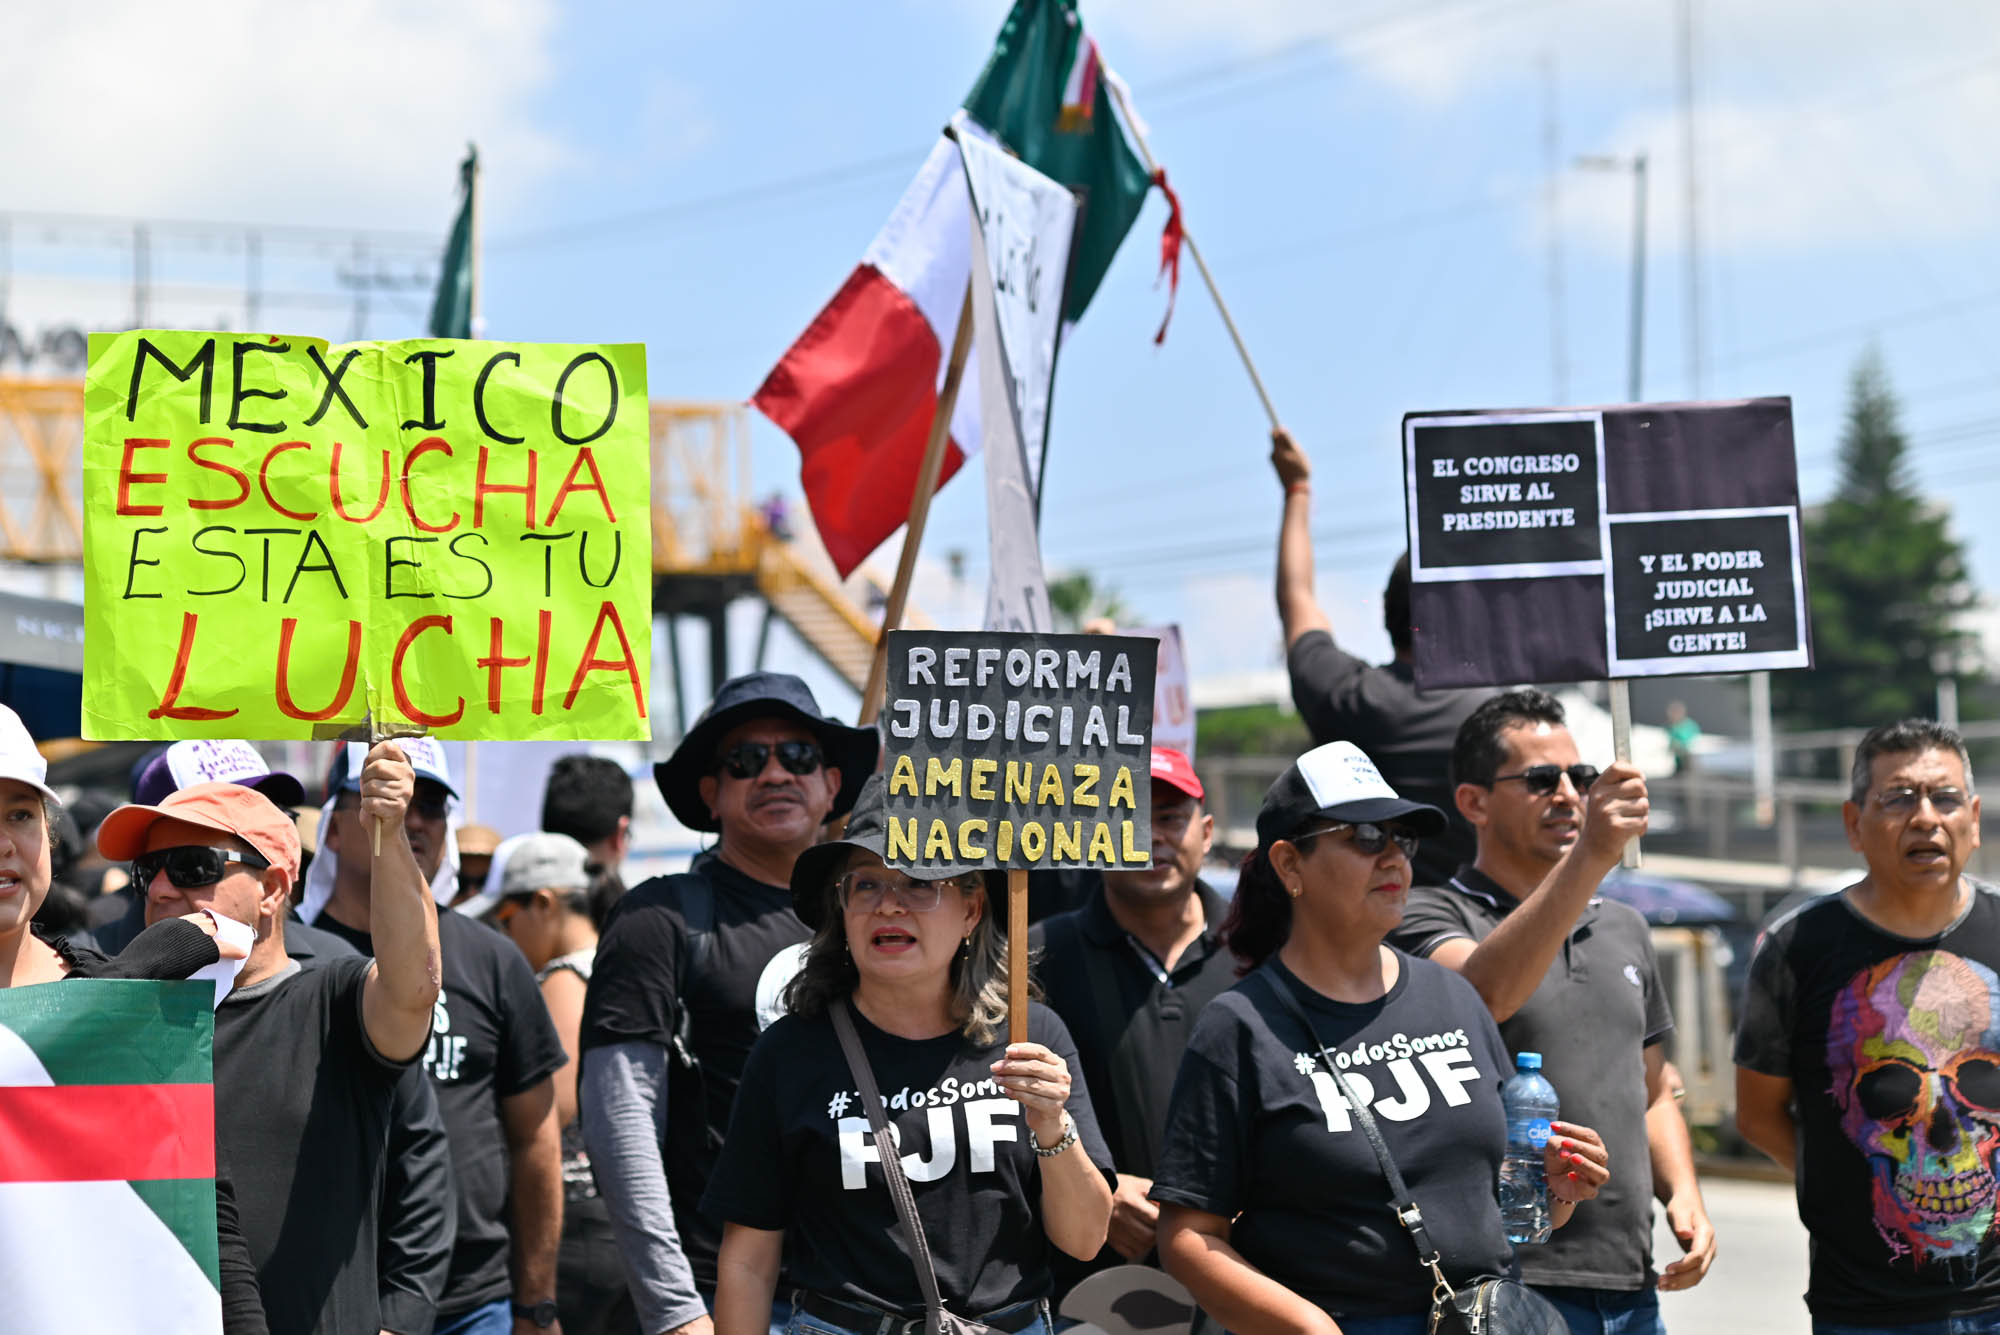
[467,147,482,336]
[857,278,977,726]
[1103,79,1280,429]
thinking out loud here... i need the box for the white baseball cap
[0,705,58,804]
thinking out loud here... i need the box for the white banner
[956,119,1076,634]
[1134,624,1196,759]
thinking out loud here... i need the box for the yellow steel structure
[0,378,901,693]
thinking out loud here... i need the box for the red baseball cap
[97,781,302,884]
[1150,747,1204,802]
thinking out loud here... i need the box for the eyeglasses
[132,845,270,889]
[1874,786,1970,815]
[716,740,825,780]
[1288,822,1420,860]
[837,868,984,914]
[1490,763,1600,797]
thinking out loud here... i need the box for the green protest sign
[82,331,652,740]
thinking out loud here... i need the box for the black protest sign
[1404,398,1812,687]
[881,630,1156,874]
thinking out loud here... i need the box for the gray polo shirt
[1389,866,1673,1292]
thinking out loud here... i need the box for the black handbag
[830,1000,1009,1335]
[1257,966,1568,1335]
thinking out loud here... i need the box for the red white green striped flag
[0,980,220,1333]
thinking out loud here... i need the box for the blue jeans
[787,1295,1051,1335]
[435,1299,512,1335]
[1815,1312,2000,1335]
[1533,1286,1665,1335]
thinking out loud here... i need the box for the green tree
[1774,349,1980,729]
[1046,570,1133,633]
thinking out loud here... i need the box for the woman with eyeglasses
[702,774,1116,1335]
[1150,742,1610,1335]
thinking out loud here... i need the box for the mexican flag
[754,0,1156,577]
[0,980,221,1334]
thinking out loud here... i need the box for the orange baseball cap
[97,781,302,883]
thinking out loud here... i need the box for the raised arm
[358,741,442,1063]
[1272,427,1331,647]
[1430,764,1648,1021]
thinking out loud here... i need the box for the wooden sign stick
[1608,679,1641,869]
[1008,867,1029,1045]
[858,280,977,728]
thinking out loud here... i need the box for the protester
[581,672,877,1335]
[96,740,306,953]
[0,706,268,1334]
[1388,689,1714,1333]
[310,743,568,1335]
[1152,741,1609,1335]
[454,823,503,907]
[704,773,1115,1335]
[543,754,636,881]
[1736,719,2000,1332]
[1030,746,1239,1289]
[105,743,441,1335]
[1270,427,1488,884]
[493,832,637,1335]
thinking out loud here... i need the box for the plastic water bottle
[1499,1051,1559,1245]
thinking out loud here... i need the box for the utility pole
[1677,0,1702,398]
[1542,52,1567,404]
[1572,151,1648,402]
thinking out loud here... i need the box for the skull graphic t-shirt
[1736,880,2000,1323]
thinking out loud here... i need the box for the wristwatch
[511,1298,559,1328]
[1033,1111,1078,1157]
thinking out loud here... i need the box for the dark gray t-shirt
[1390,869,1674,1290]
[1285,630,1486,886]
[1151,955,1516,1318]
[215,956,415,1335]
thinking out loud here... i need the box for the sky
[5,0,1998,728]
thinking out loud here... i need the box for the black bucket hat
[788,773,1003,930]
[654,671,879,833]
[1256,740,1447,850]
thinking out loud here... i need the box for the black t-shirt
[1285,630,1486,886]
[215,955,414,1335]
[319,907,567,1316]
[1736,882,2000,1323]
[579,853,814,1287]
[700,1001,1117,1316]
[1390,869,1673,1290]
[1151,954,1516,1318]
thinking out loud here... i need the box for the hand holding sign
[357,740,417,863]
[1577,761,1649,872]
[1270,426,1310,489]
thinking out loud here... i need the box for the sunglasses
[1289,822,1420,860]
[132,845,270,889]
[837,868,985,914]
[1491,763,1600,797]
[716,739,825,780]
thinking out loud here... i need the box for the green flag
[963,0,1152,322]
[428,146,478,338]
[0,980,219,1334]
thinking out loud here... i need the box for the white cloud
[0,0,570,228]
[1085,0,2000,256]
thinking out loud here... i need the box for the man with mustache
[1737,719,2000,1332]
[314,740,569,1335]
[580,673,877,1335]
[1389,689,1715,1335]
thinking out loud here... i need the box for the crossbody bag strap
[831,1000,950,1324]
[1255,964,1456,1299]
